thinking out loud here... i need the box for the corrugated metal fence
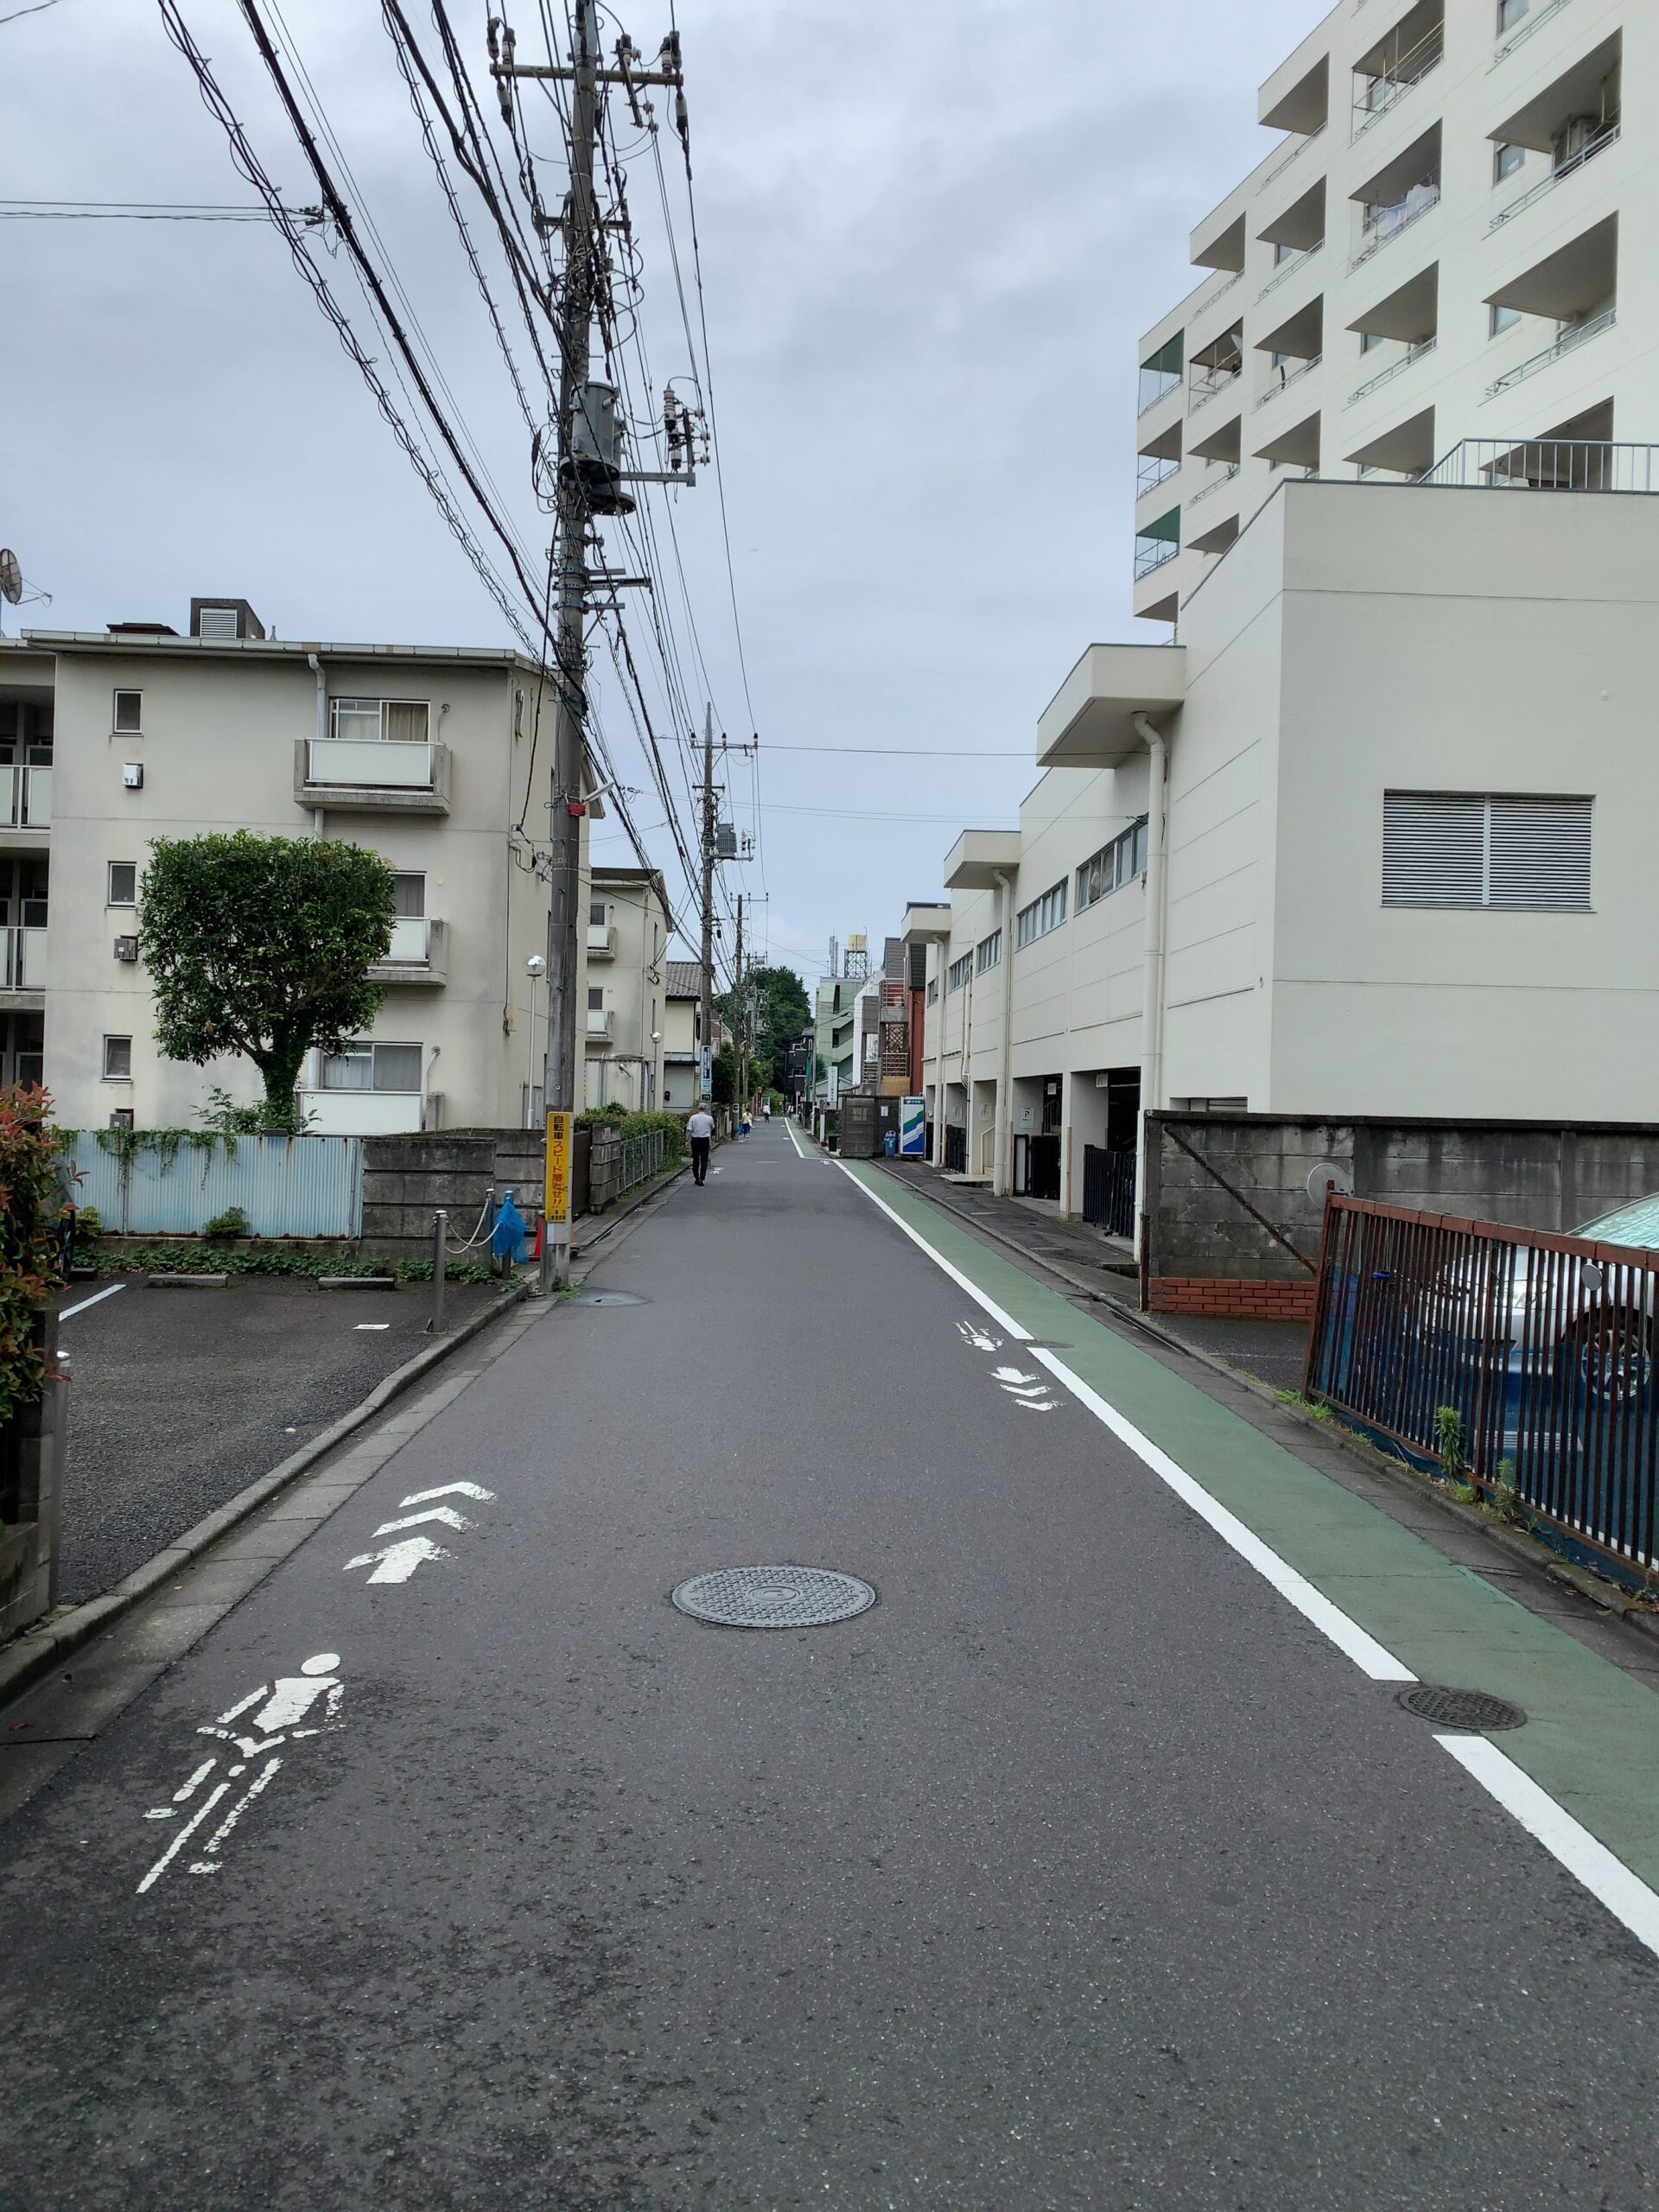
[66,1133,363,1239]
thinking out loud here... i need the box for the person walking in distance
[687,1105,715,1186]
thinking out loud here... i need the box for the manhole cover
[1397,1685,1527,1732]
[570,1290,645,1306]
[671,1565,876,1630]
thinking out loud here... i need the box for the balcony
[585,1007,613,1045]
[1036,643,1185,772]
[294,737,451,815]
[368,915,448,986]
[1255,354,1321,410]
[1491,122,1618,231]
[1487,307,1615,397]
[1421,437,1657,492]
[1259,238,1324,301]
[1186,464,1238,509]
[1494,0,1571,67]
[586,921,616,957]
[1352,3,1443,138]
[1490,33,1620,229]
[0,925,47,1001]
[0,764,50,845]
[296,1088,435,1135]
[1349,337,1436,406]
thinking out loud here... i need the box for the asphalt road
[53,1274,498,1599]
[3,1122,1658,2209]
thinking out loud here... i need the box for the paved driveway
[51,1275,500,1600]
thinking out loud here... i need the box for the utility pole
[534,0,601,1294]
[700,702,715,1109]
[734,893,745,1117]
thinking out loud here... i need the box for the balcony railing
[1186,463,1240,507]
[1133,534,1180,582]
[1262,118,1328,188]
[1259,238,1324,299]
[1486,307,1615,396]
[1353,24,1444,137]
[1136,454,1180,499]
[1351,184,1439,269]
[1188,366,1242,414]
[1420,437,1658,493]
[1,765,50,832]
[296,737,451,813]
[296,1087,433,1135]
[369,915,448,984]
[1194,268,1243,318]
[1492,0,1569,66]
[0,925,46,991]
[1255,353,1321,409]
[586,921,617,957]
[1348,334,1437,405]
[1489,121,1618,231]
[585,1007,614,1041]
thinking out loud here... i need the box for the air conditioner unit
[114,935,140,963]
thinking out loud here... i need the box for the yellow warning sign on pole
[543,1110,572,1228]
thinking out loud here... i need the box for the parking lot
[51,1274,502,1600]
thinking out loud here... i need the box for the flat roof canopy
[1035,644,1185,771]
[943,830,1021,890]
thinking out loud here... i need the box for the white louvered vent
[197,605,239,642]
[1382,793,1591,912]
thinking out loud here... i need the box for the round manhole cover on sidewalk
[671,1565,876,1630]
[1397,1685,1527,1732]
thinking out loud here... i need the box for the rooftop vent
[189,597,265,642]
[105,622,178,636]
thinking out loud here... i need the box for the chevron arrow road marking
[399,1482,495,1505]
[372,1507,474,1535]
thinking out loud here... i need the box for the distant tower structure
[826,933,839,982]
[843,932,869,982]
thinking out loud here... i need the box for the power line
[0,197,319,221]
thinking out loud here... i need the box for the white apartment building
[0,600,602,1135]
[909,0,1659,1230]
[583,865,670,1111]
[1135,0,1641,624]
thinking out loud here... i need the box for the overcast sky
[3,0,1319,983]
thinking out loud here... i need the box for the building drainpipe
[1132,712,1168,1268]
[307,653,327,838]
[992,870,1016,1196]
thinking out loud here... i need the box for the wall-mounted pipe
[1132,711,1168,1262]
[993,868,1017,1195]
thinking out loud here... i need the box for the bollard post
[429,1209,448,1334]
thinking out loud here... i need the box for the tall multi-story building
[1135,0,1637,625]
[0,601,611,1135]
[905,0,1659,1243]
[583,866,671,1112]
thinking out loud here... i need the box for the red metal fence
[1304,1196,1659,1580]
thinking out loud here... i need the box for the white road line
[842,1162,1659,1963]
[59,1282,126,1321]
[137,1781,231,1893]
[1437,1734,1659,1962]
[836,1166,1033,1343]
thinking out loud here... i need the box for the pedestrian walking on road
[687,1106,714,1185]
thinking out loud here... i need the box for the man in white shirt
[686,1107,715,1185]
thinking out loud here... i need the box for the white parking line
[59,1282,126,1321]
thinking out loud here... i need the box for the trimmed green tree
[140,832,396,1128]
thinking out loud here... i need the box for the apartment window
[1137,333,1183,414]
[1382,792,1592,911]
[112,690,143,734]
[1494,141,1524,183]
[1497,0,1528,31]
[320,1039,423,1091]
[1490,302,1522,336]
[947,952,971,992]
[588,987,604,1011]
[328,697,431,744]
[102,1034,133,1080]
[389,871,426,918]
[1015,880,1067,949]
[589,899,606,925]
[976,930,1001,975]
[926,977,938,1005]
[1077,817,1150,911]
[1173,1096,1249,1114]
[106,861,138,907]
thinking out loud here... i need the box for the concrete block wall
[1145,1113,1659,1318]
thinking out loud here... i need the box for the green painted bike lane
[842,1161,1659,1890]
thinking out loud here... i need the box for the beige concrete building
[1135,0,1642,625]
[659,960,707,1110]
[583,866,671,1110]
[0,601,603,1135]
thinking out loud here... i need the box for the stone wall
[1144,1113,1659,1316]
[359,1127,583,1262]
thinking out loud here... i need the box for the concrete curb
[873,1160,1659,1655]
[0,1281,529,1709]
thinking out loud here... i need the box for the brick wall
[1148,1276,1317,1322]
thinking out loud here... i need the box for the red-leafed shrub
[0,1085,66,1426]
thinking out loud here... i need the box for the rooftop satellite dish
[1306,1160,1354,1204]
[0,551,21,607]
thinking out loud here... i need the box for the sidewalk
[877,1156,1310,1393]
